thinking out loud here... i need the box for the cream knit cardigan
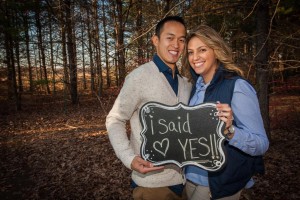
[106,61,192,188]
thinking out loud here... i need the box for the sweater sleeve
[105,72,141,169]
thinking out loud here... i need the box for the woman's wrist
[225,125,235,139]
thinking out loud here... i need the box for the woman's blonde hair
[182,25,244,80]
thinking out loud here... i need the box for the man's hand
[131,156,164,174]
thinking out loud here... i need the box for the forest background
[0,0,300,199]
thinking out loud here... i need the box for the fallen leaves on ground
[0,93,299,199]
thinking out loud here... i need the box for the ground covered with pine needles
[0,91,299,200]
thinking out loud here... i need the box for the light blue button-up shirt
[185,76,269,188]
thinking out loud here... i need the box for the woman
[182,25,269,200]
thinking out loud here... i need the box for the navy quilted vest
[190,66,265,199]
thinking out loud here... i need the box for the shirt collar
[196,76,210,91]
[153,54,180,76]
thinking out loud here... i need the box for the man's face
[152,21,186,70]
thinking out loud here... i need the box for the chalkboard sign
[139,102,227,172]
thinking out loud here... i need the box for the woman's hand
[131,156,164,174]
[216,102,234,138]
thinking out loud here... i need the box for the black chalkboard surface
[139,102,227,172]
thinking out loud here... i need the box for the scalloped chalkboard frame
[139,101,227,172]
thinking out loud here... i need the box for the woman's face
[187,36,218,83]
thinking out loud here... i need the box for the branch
[93,91,107,115]
[255,0,281,58]
[117,0,186,51]
[243,0,260,20]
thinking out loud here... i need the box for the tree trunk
[3,3,21,110]
[114,43,119,86]
[15,37,23,93]
[48,10,56,94]
[102,0,111,88]
[92,0,103,96]
[86,6,95,91]
[135,1,143,65]
[23,12,33,93]
[80,6,87,90]
[163,0,171,14]
[114,0,126,85]
[81,27,87,90]
[35,0,50,94]
[65,0,78,104]
[255,0,270,138]
[58,0,69,100]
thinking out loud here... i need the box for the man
[106,16,192,200]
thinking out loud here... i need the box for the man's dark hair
[155,16,186,38]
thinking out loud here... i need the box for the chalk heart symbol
[153,138,169,157]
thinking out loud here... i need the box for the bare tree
[48,8,56,94]
[102,0,111,87]
[79,5,87,90]
[255,0,270,136]
[85,4,95,91]
[112,0,127,85]
[14,28,23,93]
[92,0,103,95]
[35,0,51,94]
[2,1,21,110]
[0,0,298,111]
[65,0,78,104]
[135,0,143,65]
[58,0,69,99]
[22,11,34,93]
